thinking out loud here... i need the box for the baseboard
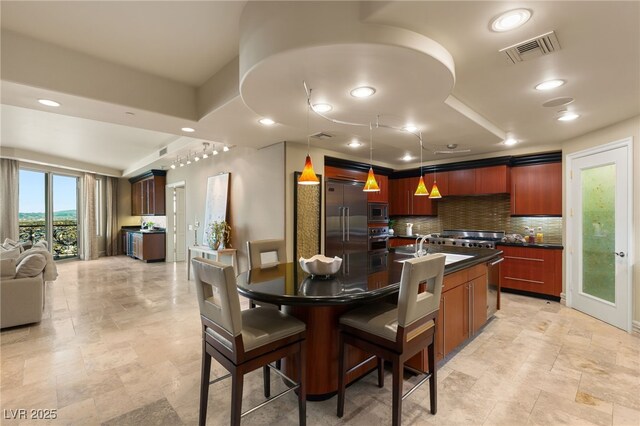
[633,320,640,336]
[560,292,566,306]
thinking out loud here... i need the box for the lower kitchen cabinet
[407,263,489,372]
[124,231,166,262]
[389,237,415,248]
[499,245,562,297]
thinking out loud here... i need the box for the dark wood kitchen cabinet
[475,165,510,194]
[367,174,388,203]
[130,172,166,216]
[124,231,165,262]
[424,171,449,197]
[499,245,562,297]
[389,177,436,216]
[511,163,562,216]
[447,169,476,195]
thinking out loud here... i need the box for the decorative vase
[213,239,221,250]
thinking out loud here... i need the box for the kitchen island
[236,246,502,400]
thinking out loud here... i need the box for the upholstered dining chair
[192,257,307,426]
[246,239,286,309]
[336,254,446,426]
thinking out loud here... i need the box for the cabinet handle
[504,276,544,284]
[504,255,544,262]
[615,252,625,257]
[442,297,446,355]
[488,258,504,266]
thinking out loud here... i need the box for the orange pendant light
[414,176,429,196]
[363,122,380,193]
[429,181,442,198]
[298,155,320,185]
[298,89,320,186]
[414,133,429,196]
[363,167,380,192]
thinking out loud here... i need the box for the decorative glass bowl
[298,255,342,277]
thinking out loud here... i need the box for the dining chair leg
[230,370,244,426]
[298,341,307,426]
[377,357,385,388]
[199,344,211,426]
[428,341,437,414]
[263,365,271,398]
[336,332,347,418]
[391,359,403,426]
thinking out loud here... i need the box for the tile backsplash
[141,215,166,229]
[391,194,562,243]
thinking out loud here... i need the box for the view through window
[19,169,79,260]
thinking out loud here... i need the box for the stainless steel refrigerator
[325,180,368,261]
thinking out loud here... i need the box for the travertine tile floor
[1,256,639,425]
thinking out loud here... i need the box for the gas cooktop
[425,230,504,249]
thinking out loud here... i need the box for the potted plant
[388,219,396,236]
[206,221,231,250]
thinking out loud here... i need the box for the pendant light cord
[306,88,311,155]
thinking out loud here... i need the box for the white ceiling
[1,1,638,175]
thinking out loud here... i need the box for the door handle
[615,252,625,257]
[345,207,350,241]
[340,207,345,242]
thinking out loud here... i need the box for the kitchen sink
[394,250,473,265]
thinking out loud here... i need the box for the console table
[187,246,239,279]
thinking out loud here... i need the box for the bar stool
[337,254,445,426]
[246,239,286,309]
[192,257,306,426]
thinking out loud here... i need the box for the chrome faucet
[414,235,429,257]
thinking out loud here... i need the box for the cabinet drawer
[443,269,468,290]
[500,246,562,297]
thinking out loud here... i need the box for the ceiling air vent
[310,132,333,140]
[159,147,168,156]
[499,31,560,64]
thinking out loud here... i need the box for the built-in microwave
[368,203,388,223]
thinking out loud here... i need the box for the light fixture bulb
[213,150,219,155]
[223,146,230,152]
[504,138,518,146]
[414,176,429,196]
[179,162,185,167]
[557,111,580,121]
[535,80,565,91]
[181,127,195,133]
[259,118,275,126]
[170,163,176,169]
[491,9,532,32]
[298,155,320,185]
[186,159,191,165]
[202,152,209,159]
[429,181,442,199]
[312,103,333,113]
[402,154,413,162]
[194,155,200,162]
[348,140,362,148]
[38,99,61,107]
[350,86,376,98]
[403,125,418,132]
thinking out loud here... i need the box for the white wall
[562,115,640,323]
[166,143,285,273]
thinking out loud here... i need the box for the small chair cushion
[1,258,16,278]
[15,253,47,278]
[0,247,21,260]
[207,307,305,352]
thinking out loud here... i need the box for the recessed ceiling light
[403,125,418,132]
[347,140,362,148]
[350,86,376,98]
[312,103,333,113]
[259,118,275,126]
[557,111,580,121]
[213,149,219,156]
[181,127,195,133]
[202,152,209,159]
[535,79,565,91]
[194,155,200,162]
[223,146,230,152]
[490,9,532,32]
[504,138,518,146]
[170,163,176,169]
[402,154,413,162]
[38,99,60,107]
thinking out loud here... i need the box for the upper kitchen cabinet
[367,174,388,203]
[424,171,449,196]
[389,177,437,216]
[129,170,167,216]
[511,163,562,216]
[447,169,475,195]
[475,165,510,194]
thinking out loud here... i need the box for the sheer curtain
[105,177,119,256]
[81,172,99,260]
[0,159,19,241]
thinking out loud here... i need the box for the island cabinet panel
[500,245,562,297]
[408,263,490,371]
[367,174,388,203]
[475,165,510,194]
[510,163,562,216]
[389,177,436,216]
[447,169,476,195]
[389,237,414,248]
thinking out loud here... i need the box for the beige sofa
[1,240,58,328]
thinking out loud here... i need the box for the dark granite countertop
[496,242,563,249]
[121,226,166,234]
[390,234,426,239]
